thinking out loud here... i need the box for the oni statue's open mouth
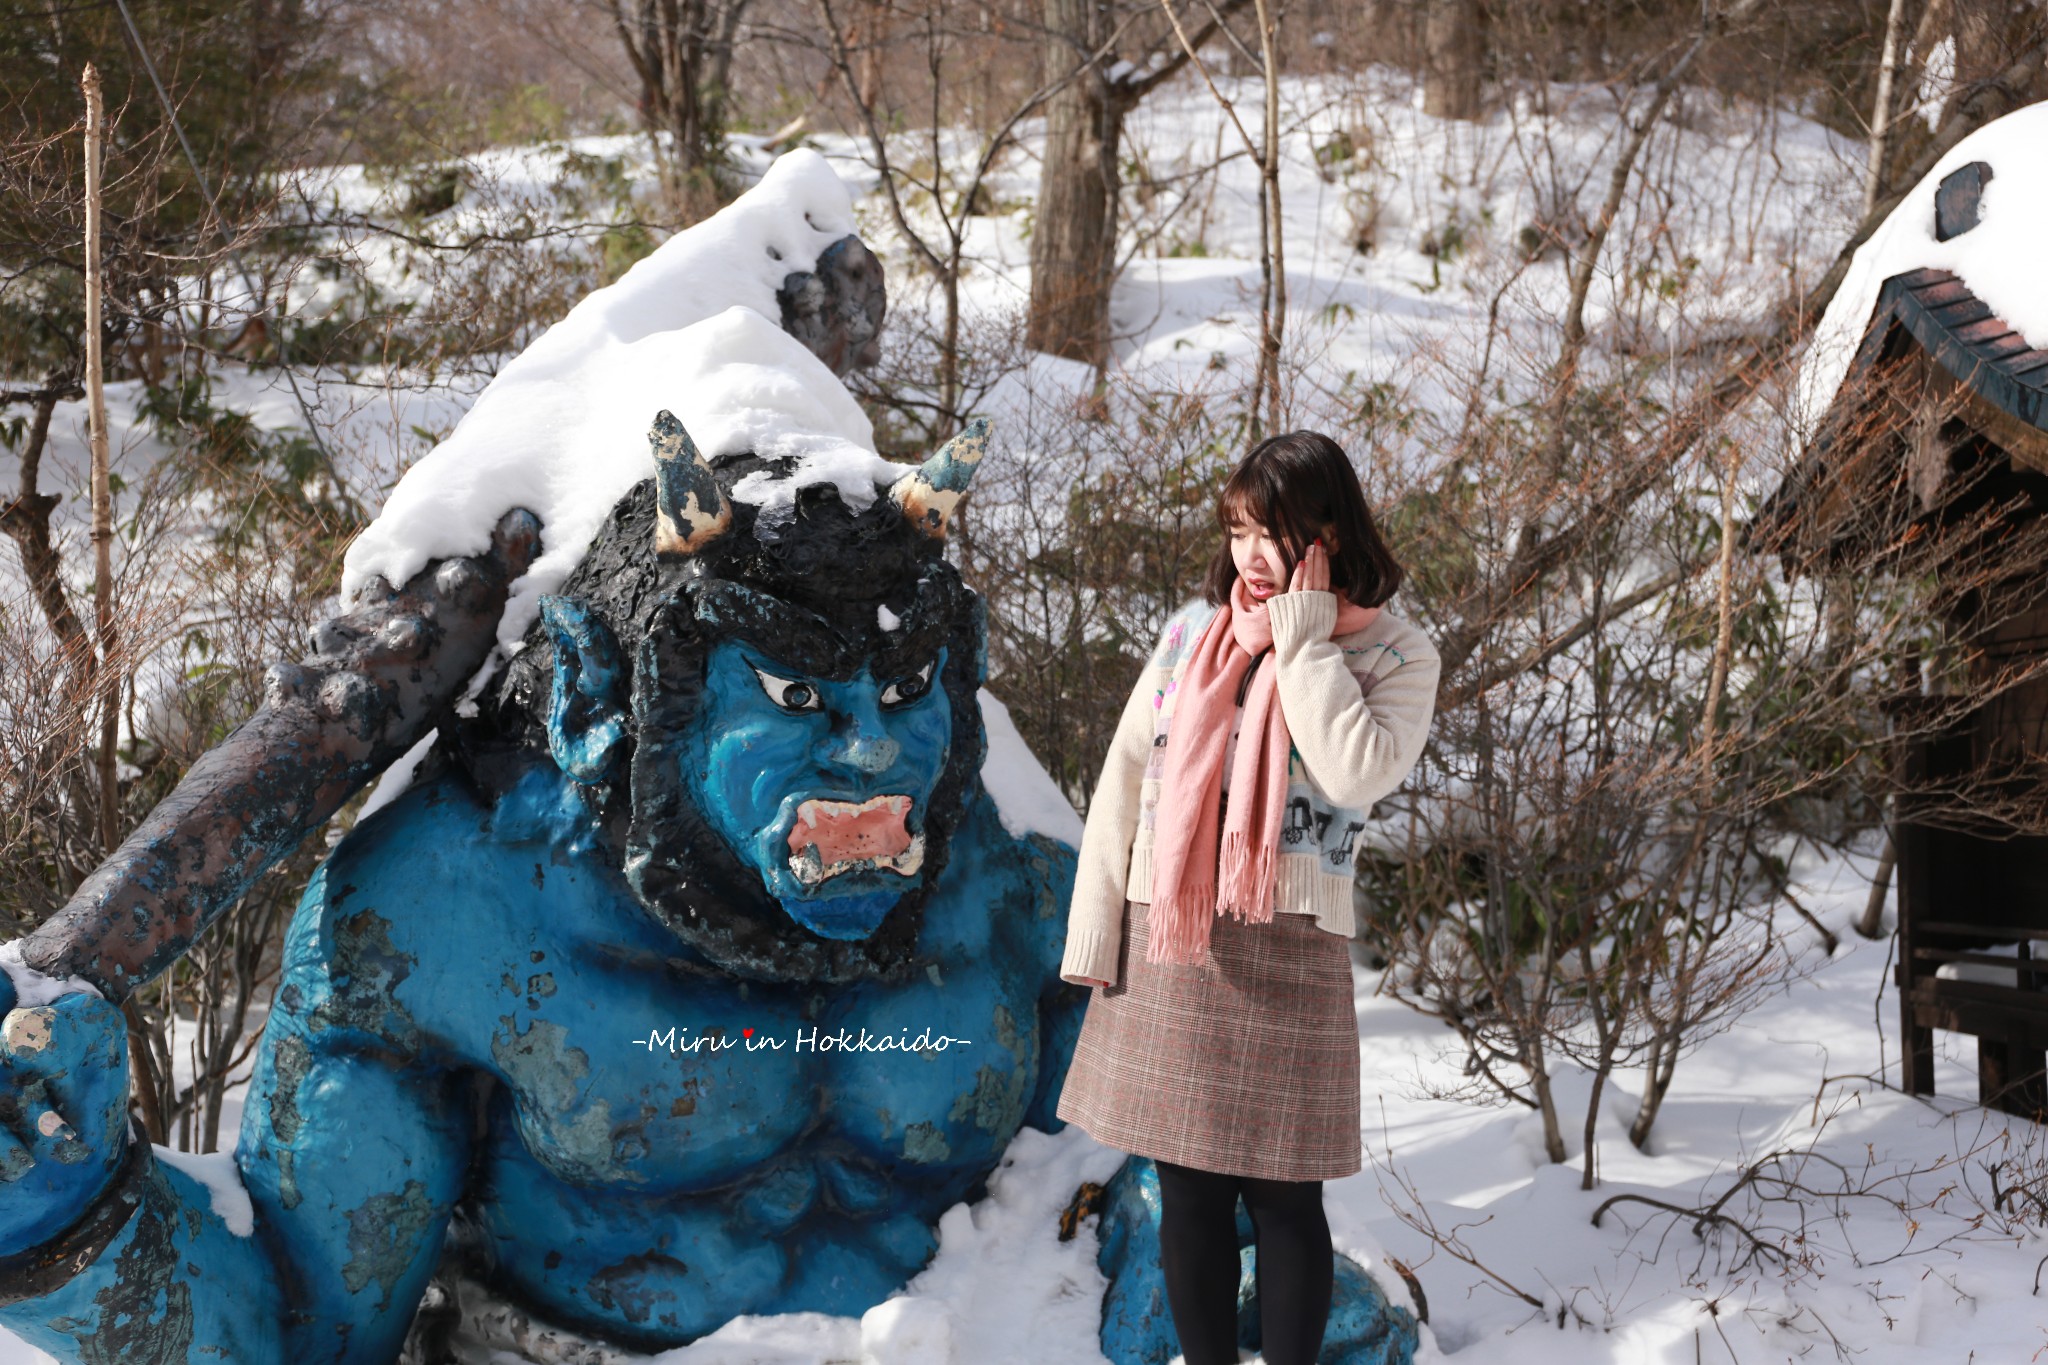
[786,794,927,886]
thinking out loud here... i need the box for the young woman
[1055,430,1440,1365]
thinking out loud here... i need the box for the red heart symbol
[743,1027,755,1038]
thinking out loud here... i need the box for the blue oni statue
[0,229,1417,1365]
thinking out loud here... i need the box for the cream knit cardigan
[1058,590,1440,987]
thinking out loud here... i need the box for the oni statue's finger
[0,996,130,1245]
[1,996,129,1161]
[14,1075,83,1163]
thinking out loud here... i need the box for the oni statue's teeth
[786,792,918,882]
[785,831,927,887]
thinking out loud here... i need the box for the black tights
[1154,1159,1334,1365]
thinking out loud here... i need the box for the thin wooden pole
[85,63,167,1145]
[83,62,118,856]
[1254,0,1284,437]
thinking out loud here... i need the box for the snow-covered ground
[9,64,2045,1365]
[10,838,2033,1365]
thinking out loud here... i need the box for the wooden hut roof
[1868,268,2048,435]
[1749,264,2048,568]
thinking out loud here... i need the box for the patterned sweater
[1058,591,1440,987]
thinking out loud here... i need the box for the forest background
[4,1,2048,1360]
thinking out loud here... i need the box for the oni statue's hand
[0,965,132,1256]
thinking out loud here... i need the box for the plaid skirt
[1055,897,1362,1181]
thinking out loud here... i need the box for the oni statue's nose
[825,713,901,774]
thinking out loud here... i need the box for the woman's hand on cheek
[1287,541,1331,594]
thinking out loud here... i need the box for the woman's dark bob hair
[1202,430,1405,608]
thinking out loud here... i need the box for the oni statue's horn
[651,409,732,558]
[890,417,989,540]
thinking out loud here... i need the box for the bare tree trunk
[1028,0,1253,371]
[1422,0,1485,120]
[1526,1033,1568,1164]
[856,0,886,108]
[1627,438,1743,1154]
[1509,918,1569,1165]
[1577,939,1630,1190]
[610,0,750,218]
[1954,2,2047,118]
[1028,0,1123,368]
[0,385,89,679]
[0,381,103,897]
[1573,0,1612,81]
[1856,835,1897,940]
[1630,1033,1677,1150]
[1864,0,1910,220]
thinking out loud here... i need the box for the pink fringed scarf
[1145,576,1379,965]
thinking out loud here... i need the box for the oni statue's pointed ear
[890,416,988,539]
[540,594,628,783]
[650,409,731,558]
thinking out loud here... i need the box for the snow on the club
[338,146,903,658]
[1793,100,2048,449]
[0,941,103,1008]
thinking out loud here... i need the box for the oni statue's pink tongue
[788,795,914,864]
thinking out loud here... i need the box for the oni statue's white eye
[750,663,823,712]
[880,661,936,707]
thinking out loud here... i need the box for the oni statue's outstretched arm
[11,507,541,1002]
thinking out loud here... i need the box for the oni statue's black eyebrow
[738,642,945,690]
[739,648,815,682]
[870,635,946,681]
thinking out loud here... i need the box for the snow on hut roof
[1793,102,2048,447]
[340,149,905,659]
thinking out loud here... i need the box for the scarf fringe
[1217,828,1278,924]
[1144,884,1217,965]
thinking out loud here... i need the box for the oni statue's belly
[466,943,1043,1345]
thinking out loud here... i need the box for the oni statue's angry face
[683,635,954,938]
[496,411,990,984]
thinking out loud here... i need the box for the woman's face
[1227,516,1288,603]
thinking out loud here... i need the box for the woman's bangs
[1218,468,1281,532]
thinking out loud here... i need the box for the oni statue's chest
[479,932,1043,1199]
